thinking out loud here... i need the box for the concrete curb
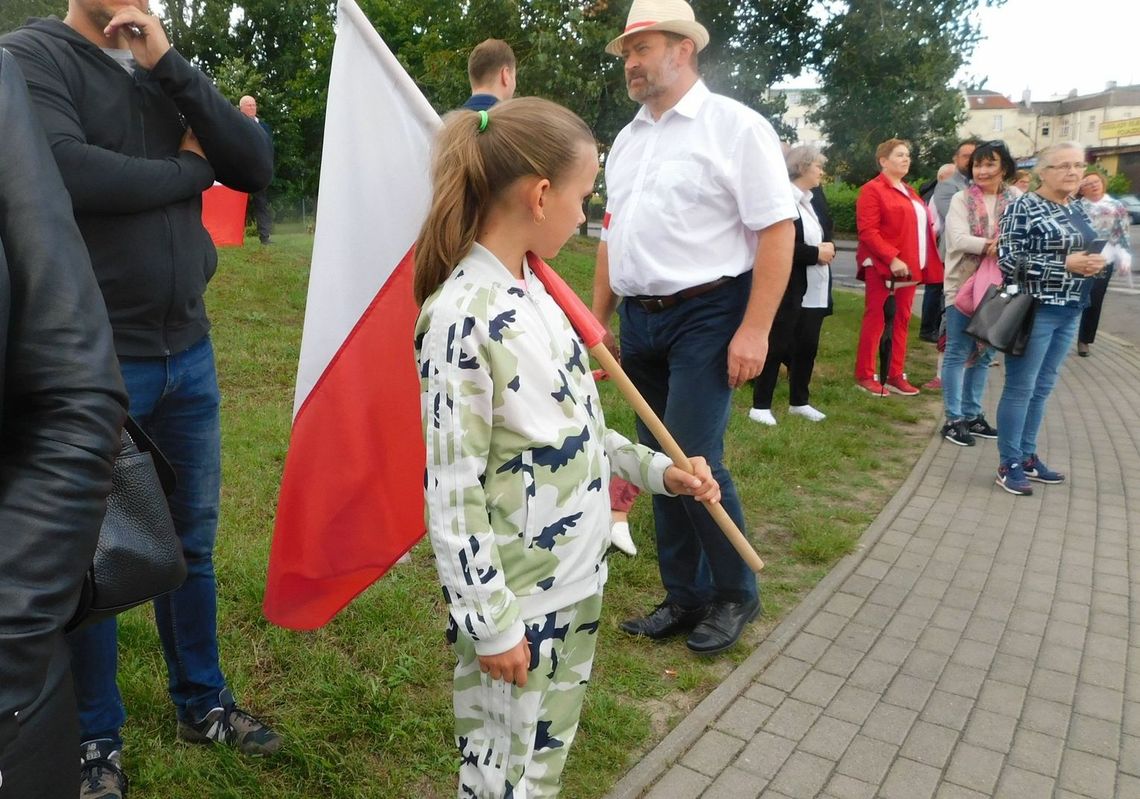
[603,424,945,799]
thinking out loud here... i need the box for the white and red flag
[263,0,442,629]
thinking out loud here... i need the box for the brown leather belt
[632,276,734,313]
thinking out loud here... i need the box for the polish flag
[263,0,442,629]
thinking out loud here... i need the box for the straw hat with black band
[605,0,710,57]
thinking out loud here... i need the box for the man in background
[461,38,516,111]
[923,138,979,342]
[240,94,274,244]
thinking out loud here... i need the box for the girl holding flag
[412,97,719,798]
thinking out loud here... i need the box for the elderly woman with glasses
[993,142,1105,496]
[1075,171,1132,357]
[749,145,835,425]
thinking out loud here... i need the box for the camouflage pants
[452,592,603,799]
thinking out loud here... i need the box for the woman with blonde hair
[1075,171,1132,356]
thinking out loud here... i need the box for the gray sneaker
[177,692,282,756]
[80,739,127,799]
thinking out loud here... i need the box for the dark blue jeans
[69,336,227,746]
[617,276,758,608]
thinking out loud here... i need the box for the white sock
[789,404,826,422]
[610,521,637,556]
[748,408,777,426]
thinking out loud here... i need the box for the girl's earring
[534,213,546,225]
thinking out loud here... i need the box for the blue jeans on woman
[69,336,227,747]
[996,304,1080,466]
[617,275,758,609]
[942,305,995,421]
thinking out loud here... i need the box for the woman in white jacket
[940,140,1018,447]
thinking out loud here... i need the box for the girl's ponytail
[413,98,595,306]
[414,111,490,305]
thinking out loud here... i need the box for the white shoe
[748,408,777,426]
[610,521,637,556]
[789,404,826,422]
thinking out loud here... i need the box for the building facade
[958,90,1038,159]
[769,87,827,148]
[961,84,1140,187]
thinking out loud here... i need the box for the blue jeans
[617,276,758,608]
[942,306,995,421]
[69,336,227,746]
[996,304,1080,465]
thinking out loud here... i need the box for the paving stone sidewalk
[605,333,1140,799]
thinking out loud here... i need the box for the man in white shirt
[591,0,795,655]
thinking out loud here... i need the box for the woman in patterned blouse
[993,142,1106,496]
[1076,172,1133,356]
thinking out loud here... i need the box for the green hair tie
[477,110,489,133]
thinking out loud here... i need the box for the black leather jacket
[0,50,127,757]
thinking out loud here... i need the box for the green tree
[812,0,1001,184]
[0,0,65,34]
[161,0,337,204]
[694,0,818,139]
[162,0,239,70]
[153,0,820,203]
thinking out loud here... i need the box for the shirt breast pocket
[650,160,704,216]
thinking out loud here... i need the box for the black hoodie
[0,19,273,357]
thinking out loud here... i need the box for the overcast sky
[777,0,1134,101]
[960,0,1134,100]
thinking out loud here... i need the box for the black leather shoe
[686,598,761,654]
[619,602,707,640]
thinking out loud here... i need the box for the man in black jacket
[239,94,274,244]
[0,49,128,799]
[2,4,279,796]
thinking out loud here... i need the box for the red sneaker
[885,375,920,395]
[922,377,942,390]
[855,378,887,396]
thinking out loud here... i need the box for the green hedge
[824,181,860,235]
[1108,173,1132,196]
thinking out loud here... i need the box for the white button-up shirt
[602,80,796,297]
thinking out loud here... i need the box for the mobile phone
[1085,239,1108,255]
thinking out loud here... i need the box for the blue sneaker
[996,461,1033,495]
[1023,454,1065,484]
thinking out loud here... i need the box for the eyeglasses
[1043,162,1087,172]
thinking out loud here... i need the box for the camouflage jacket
[415,244,671,656]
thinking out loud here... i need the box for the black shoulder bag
[966,257,1037,356]
[67,416,187,631]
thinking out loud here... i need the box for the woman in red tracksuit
[854,138,944,396]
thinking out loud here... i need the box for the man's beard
[626,53,680,104]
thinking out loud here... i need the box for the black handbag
[67,416,187,631]
[965,257,1037,356]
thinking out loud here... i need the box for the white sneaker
[748,408,777,426]
[789,404,826,422]
[609,521,637,556]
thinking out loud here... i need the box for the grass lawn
[115,230,941,797]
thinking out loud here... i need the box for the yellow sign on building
[1100,118,1140,140]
